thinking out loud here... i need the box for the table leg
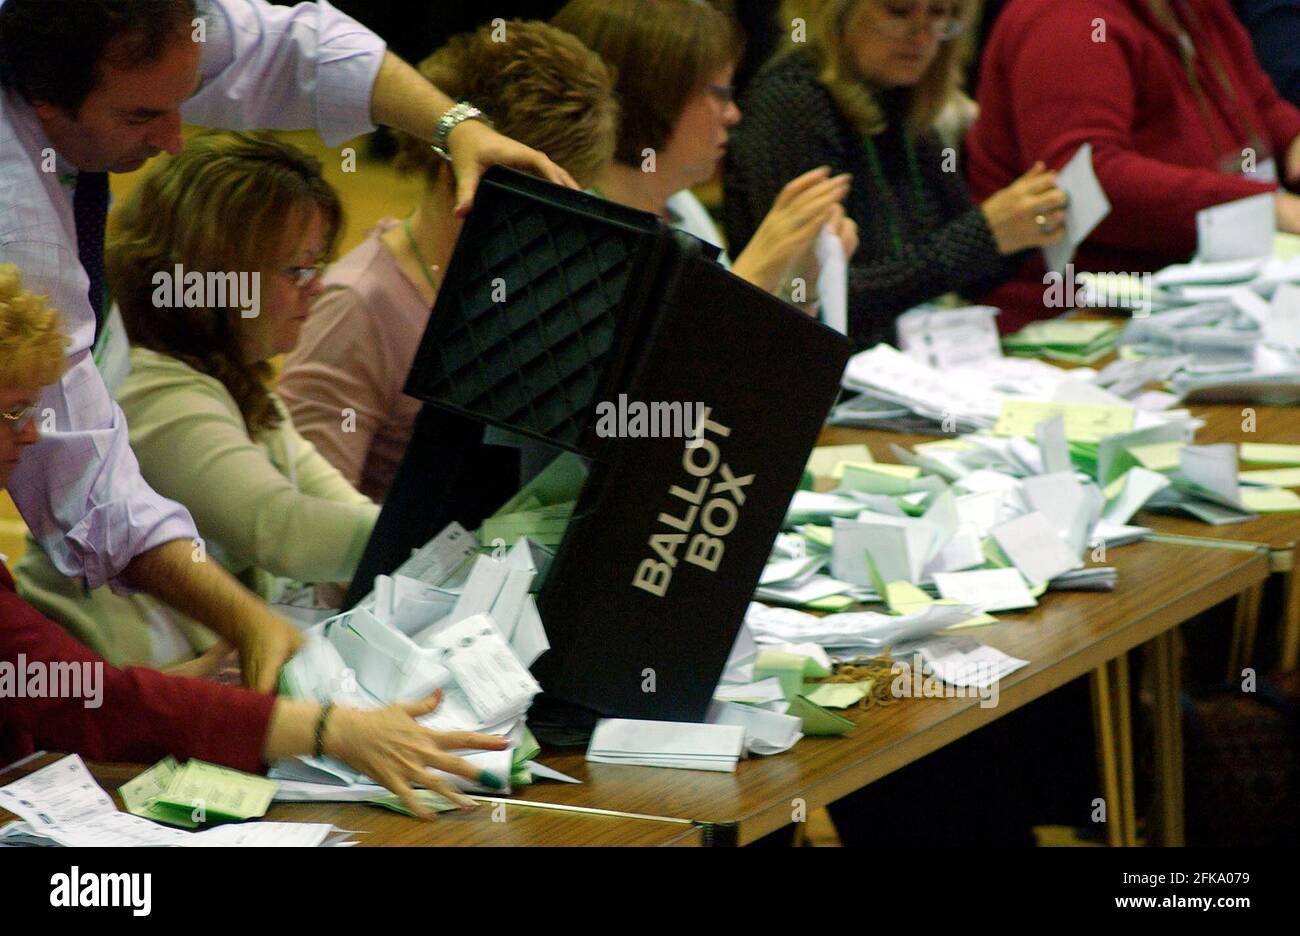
[1228,580,1263,681]
[1109,654,1138,847]
[1150,631,1186,846]
[1089,665,1125,847]
[1280,568,1300,672]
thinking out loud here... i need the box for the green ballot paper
[152,760,278,825]
[120,756,198,828]
[369,790,460,817]
[803,681,873,709]
[754,649,831,701]
[789,695,854,736]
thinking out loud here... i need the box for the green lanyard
[403,215,440,294]
[862,132,926,258]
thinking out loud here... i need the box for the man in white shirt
[0,0,575,690]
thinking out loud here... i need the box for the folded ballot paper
[586,719,747,773]
[0,755,356,847]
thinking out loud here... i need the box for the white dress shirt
[0,0,385,589]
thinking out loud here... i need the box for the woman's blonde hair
[395,20,619,187]
[108,131,342,434]
[0,263,69,389]
[780,0,979,136]
[553,0,744,168]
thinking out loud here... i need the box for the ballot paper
[815,223,848,335]
[1043,142,1111,275]
[806,443,874,479]
[896,304,1002,369]
[0,755,350,847]
[1240,467,1300,487]
[713,677,788,705]
[990,511,1082,586]
[374,521,478,594]
[0,754,116,834]
[744,601,974,650]
[831,513,933,586]
[707,701,804,756]
[1036,414,1071,474]
[1268,282,1300,350]
[1240,442,1300,465]
[909,636,1029,689]
[1196,192,1275,262]
[1102,467,1171,525]
[932,568,1038,612]
[333,606,451,702]
[586,719,747,772]
[841,343,1006,429]
[426,614,540,726]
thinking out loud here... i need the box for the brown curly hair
[108,131,342,434]
[394,19,619,186]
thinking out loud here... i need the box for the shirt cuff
[62,508,198,594]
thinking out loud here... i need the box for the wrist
[432,101,491,162]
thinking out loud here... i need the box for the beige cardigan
[16,347,380,668]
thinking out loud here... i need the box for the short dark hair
[0,0,198,115]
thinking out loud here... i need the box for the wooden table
[0,754,704,847]
[1,549,1265,849]
[1131,403,1300,673]
[442,537,1264,846]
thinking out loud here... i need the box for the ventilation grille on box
[407,182,652,452]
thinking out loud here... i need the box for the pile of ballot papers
[1115,197,1300,402]
[0,755,358,847]
[273,526,575,799]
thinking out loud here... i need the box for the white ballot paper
[932,568,1038,612]
[428,614,541,726]
[896,305,1002,369]
[586,719,746,772]
[990,511,1082,586]
[0,754,116,833]
[1196,192,1275,262]
[1043,142,1111,275]
[815,223,848,335]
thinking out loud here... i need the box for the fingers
[380,770,434,821]
[453,165,484,219]
[781,173,852,214]
[399,689,445,719]
[429,730,511,751]
[773,166,834,207]
[421,746,507,790]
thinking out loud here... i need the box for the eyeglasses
[704,83,736,105]
[2,402,37,433]
[868,1,966,42]
[284,263,326,288]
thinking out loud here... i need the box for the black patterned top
[722,49,1026,348]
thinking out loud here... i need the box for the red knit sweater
[965,0,1300,331]
[0,565,274,772]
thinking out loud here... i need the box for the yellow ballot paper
[883,580,996,629]
[995,400,1134,443]
[839,462,921,495]
[1240,467,1300,487]
[1239,487,1300,513]
[1129,441,1184,472]
[806,444,874,479]
[1240,443,1300,466]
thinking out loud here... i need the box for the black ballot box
[346,167,851,725]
